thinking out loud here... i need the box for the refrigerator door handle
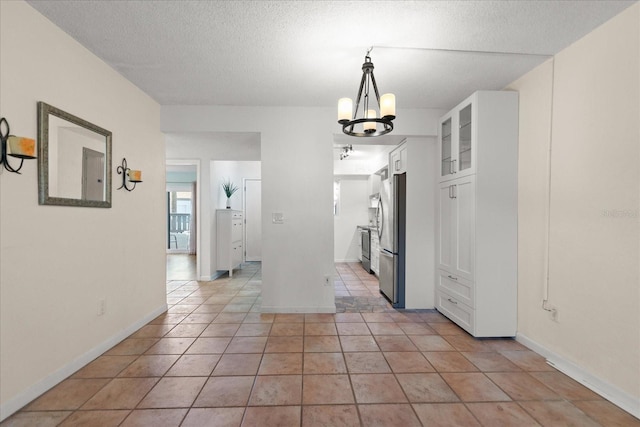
[393,251,399,305]
[377,198,383,239]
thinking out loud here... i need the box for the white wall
[162,105,441,313]
[334,177,369,262]
[507,3,639,414]
[166,171,197,183]
[211,161,261,213]
[0,1,166,420]
[404,137,438,309]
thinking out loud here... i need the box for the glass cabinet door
[458,104,472,172]
[441,118,452,177]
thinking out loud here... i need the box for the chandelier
[338,49,396,137]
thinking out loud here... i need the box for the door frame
[243,178,262,262]
[166,159,201,280]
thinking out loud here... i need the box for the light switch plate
[272,212,284,224]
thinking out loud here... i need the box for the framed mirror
[37,102,112,208]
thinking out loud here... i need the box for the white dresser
[216,209,243,277]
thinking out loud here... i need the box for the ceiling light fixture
[339,144,353,160]
[338,48,395,137]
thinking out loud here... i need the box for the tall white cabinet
[436,91,518,337]
[217,209,243,277]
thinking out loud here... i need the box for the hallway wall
[161,105,441,313]
[0,1,166,419]
[507,3,639,414]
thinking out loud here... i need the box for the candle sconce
[0,117,37,174]
[117,158,142,191]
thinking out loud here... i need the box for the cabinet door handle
[452,159,457,173]
[452,185,457,199]
[395,159,401,171]
[447,298,458,305]
[449,160,453,174]
[447,275,458,281]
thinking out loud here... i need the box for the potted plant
[222,179,239,209]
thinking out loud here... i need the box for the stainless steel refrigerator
[378,172,406,308]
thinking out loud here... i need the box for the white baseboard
[261,305,336,314]
[516,332,640,419]
[199,271,228,282]
[334,259,361,263]
[0,303,168,422]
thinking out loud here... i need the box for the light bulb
[338,98,353,123]
[380,93,396,119]
[364,109,377,133]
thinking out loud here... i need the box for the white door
[82,147,105,201]
[244,179,262,262]
[438,181,453,273]
[452,176,475,282]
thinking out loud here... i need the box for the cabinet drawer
[436,290,474,335]
[437,270,474,307]
[232,243,243,264]
[232,219,243,241]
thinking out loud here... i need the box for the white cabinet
[435,91,518,337]
[439,100,474,182]
[438,176,475,282]
[389,142,407,175]
[216,209,243,277]
[367,173,381,196]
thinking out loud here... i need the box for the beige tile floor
[3,262,639,426]
[166,254,197,281]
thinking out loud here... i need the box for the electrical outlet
[324,275,332,287]
[98,299,106,316]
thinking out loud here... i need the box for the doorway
[166,161,200,281]
[167,187,193,253]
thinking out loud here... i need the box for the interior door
[438,181,453,273]
[82,147,105,201]
[452,176,475,281]
[244,179,262,262]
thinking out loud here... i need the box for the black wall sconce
[0,117,36,174]
[117,158,142,191]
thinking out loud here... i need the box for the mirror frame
[37,102,112,208]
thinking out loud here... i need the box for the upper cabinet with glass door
[458,104,473,173]
[438,96,475,182]
[440,115,453,179]
[438,91,517,183]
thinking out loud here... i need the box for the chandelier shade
[338,52,395,137]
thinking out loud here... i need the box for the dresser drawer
[436,290,474,335]
[232,219,243,241]
[437,270,474,307]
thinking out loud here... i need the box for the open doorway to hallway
[167,188,193,252]
[166,162,199,281]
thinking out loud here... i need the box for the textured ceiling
[27,0,635,111]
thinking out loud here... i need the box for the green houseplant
[222,179,239,209]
